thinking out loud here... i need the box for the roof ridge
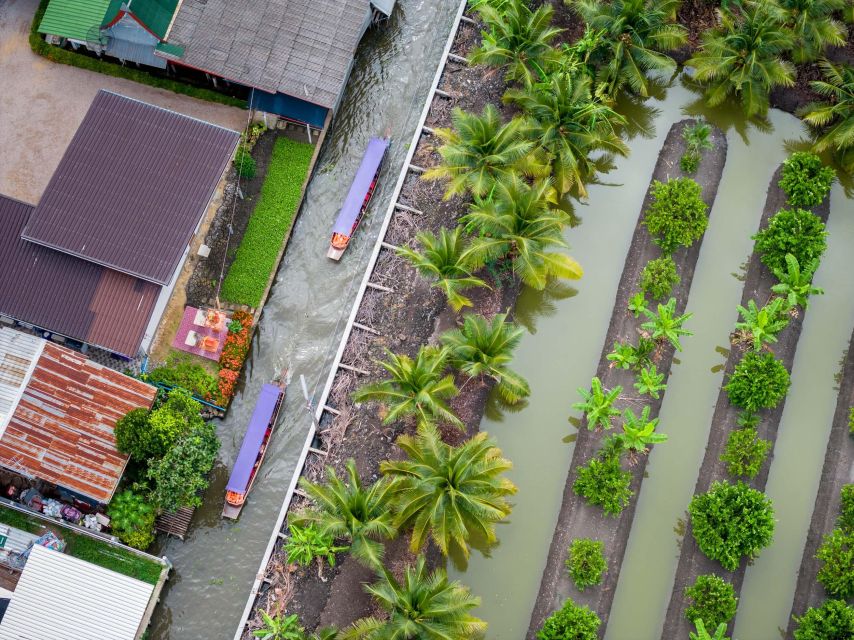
[98,89,241,135]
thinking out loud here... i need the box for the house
[0,90,240,358]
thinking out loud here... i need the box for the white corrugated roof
[0,329,43,439]
[0,545,155,640]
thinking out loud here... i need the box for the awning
[332,137,390,236]
[225,384,282,494]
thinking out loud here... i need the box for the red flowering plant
[215,310,254,405]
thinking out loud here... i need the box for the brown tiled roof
[0,342,157,503]
[21,91,240,285]
[0,195,160,357]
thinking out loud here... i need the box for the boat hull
[327,245,345,261]
[222,502,243,520]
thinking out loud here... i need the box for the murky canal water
[149,2,462,638]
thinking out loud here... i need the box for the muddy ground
[662,167,832,640]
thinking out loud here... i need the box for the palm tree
[440,312,530,404]
[573,377,622,430]
[504,73,629,199]
[571,0,687,98]
[341,556,486,640]
[381,425,516,558]
[683,120,715,156]
[641,298,693,351]
[687,1,795,118]
[800,61,854,172]
[353,346,463,429]
[396,227,488,312]
[777,0,847,63]
[423,105,543,199]
[615,406,668,454]
[735,298,791,351]
[294,460,397,568]
[461,177,583,289]
[771,253,824,308]
[470,0,562,87]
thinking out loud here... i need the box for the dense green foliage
[115,408,158,463]
[642,178,709,254]
[792,599,854,640]
[778,0,847,63]
[234,146,257,179]
[778,152,836,207]
[108,490,156,550]
[536,598,601,640]
[689,481,775,571]
[283,523,347,568]
[683,574,738,629]
[725,351,791,415]
[640,256,680,300]
[573,449,633,516]
[800,61,854,173]
[221,137,314,306]
[720,427,771,479]
[816,528,854,599]
[566,538,607,591]
[116,389,204,464]
[753,208,828,274]
[144,354,218,399]
[840,484,854,532]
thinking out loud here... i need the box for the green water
[735,183,854,639]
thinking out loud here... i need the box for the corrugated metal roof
[0,331,43,440]
[21,91,239,285]
[103,0,181,40]
[0,342,157,503]
[0,544,154,640]
[38,0,112,42]
[105,14,168,68]
[161,0,371,109]
[0,195,160,357]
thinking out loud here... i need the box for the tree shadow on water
[514,280,579,335]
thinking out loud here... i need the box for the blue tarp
[332,137,389,236]
[225,384,281,493]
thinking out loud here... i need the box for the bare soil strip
[661,167,831,640]
[527,120,728,639]
[785,330,854,638]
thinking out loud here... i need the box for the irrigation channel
[148,1,464,637]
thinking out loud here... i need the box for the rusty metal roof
[21,91,239,285]
[0,341,157,503]
[0,195,160,357]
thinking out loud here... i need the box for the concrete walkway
[0,0,246,204]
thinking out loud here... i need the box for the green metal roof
[102,0,179,39]
[155,40,184,57]
[38,0,112,42]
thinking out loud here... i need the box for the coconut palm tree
[461,177,583,289]
[440,312,530,404]
[771,253,824,309]
[641,298,693,351]
[423,105,543,199]
[735,298,791,351]
[294,460,397,568]
[571,0,687,98]
[777,0,847,63]
[687,0,795,118]
[381,425,516,558]
[341,556,486,640]
[503,73,629,199]
[396,227,488,312]
[469,0,562,87]
[800,61,854,172]
[353,346,463,429]
[615,406,668,454]
[573,377,623,430]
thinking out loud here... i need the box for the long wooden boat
[222,374,287,519]
[327,136,390,261]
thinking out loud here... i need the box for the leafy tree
[634,365,666,399]
[721,427,771,479]
[687,0,795,117]
[440,312,530,404]
[536,598,601,640]
[342,556,485,640]
[771,253,824,309]
[118,389,206,464]
[792,599,854,640]
[571,0,687,98]
[115,408,155,463]
[640,255,680,300]
[735,298,791,351]
[725,351,791,415]
[397,227,487,311]
[753,208,828,274]
[642,178,709,254]
[566,538,607,591]
[777,0,847,63]
[816,528,854,599]
[381,425,516,558]
[572,377,622,430]
[840,484,854,532]
[283,523,348,569]
[641,297,693,351]
[461,177,583,289]
[573,449,633,516]
[353,346,462,429]
[615,405,668,454]
[690,620,730,640]
[689,481,775,571]
[295,460,396,568]
[800,61,854,172]
[107,490,156,550]
[684,574,738,629]
[778,151,836,207]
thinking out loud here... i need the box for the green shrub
[840,484,854,532]
[640,256,680,300]
[816,528,854,599]
[683,574,738,629]
[573,450,633,516]
[145,354,218,399]
[725,351,790,415]
[793,599,854,640]
[643,178,709,254]
[753,208,828,274]
[537,598,600,640]
[234,146,257,179]
[849,407,854,436]
[688,481,775,571]
[680,152,700,173]
[221,137,314,306]
[107,490,156,551]
[566,539,606,591]
[778,152,835,208]
[720,427,771,479]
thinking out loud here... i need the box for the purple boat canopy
[331,137,390,236]
[225,383,282,494]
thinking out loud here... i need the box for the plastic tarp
[331,137,389,236]
[225,384,281,493]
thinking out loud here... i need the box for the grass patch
[29,0,245,109]
[221,136,315,306]
[0,504,163,585]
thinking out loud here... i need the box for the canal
[149,1,463,637]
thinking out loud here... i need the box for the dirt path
[527,120,728,638]
[661,167,831,640]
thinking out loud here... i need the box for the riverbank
[661,167,831,639]
[527,119,727,638]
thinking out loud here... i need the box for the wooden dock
[155,507,195,540]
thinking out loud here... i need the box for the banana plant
[634,365,666,399]
[641,298,693,351]
[735,298,791,351]
[689,619,730,640]
[572,377,622,430]
[615,406,668,454]
[607,341,640,370]
[627,291,647,318]
[771,253,824,309]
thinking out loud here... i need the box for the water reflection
[514,281,578,334]
[680,74,774,143]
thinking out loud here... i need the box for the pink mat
[171,307,229,361]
